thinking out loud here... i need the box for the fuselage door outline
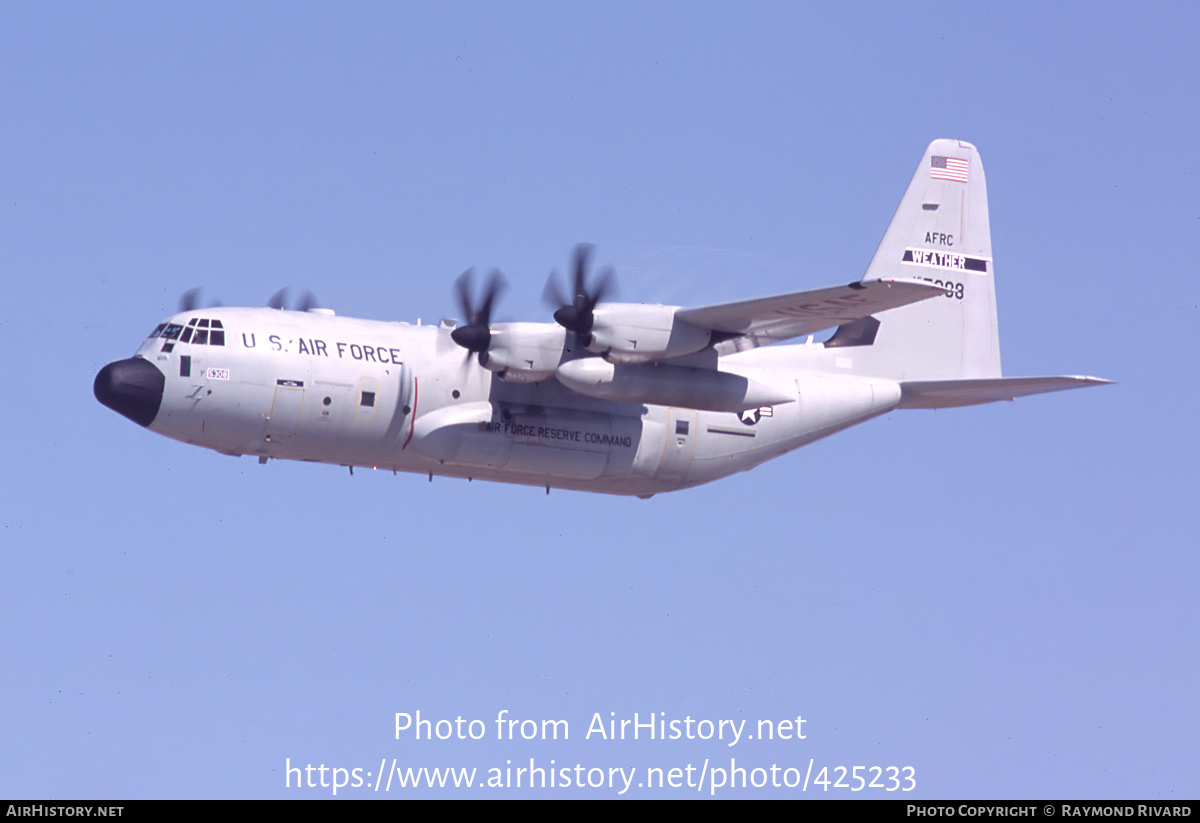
[265,381,305,437]
[657,408,698,481]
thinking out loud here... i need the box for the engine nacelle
[587,304,711,364]
[482,323,567,383]
[556,358,794,412]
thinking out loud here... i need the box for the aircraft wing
[677,278,946,349]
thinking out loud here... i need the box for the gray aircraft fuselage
[96,306,898,497]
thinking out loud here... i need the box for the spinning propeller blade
[179,288,203,313]
[268,288,321,311]
[545,244,615,343]
[450,268,507,358]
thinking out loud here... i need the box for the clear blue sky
[3,2,1196,798]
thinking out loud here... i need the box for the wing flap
[678,279,946,348]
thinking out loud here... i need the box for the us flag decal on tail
[930,155,969,182]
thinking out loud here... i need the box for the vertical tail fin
[847,139,1001,380]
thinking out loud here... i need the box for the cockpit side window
[159,323,183,353]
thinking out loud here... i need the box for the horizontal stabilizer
[678,278,945,349]
[900,376,1113,409]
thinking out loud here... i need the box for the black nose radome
[94,357,164,427]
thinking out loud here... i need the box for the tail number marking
[916,277,964,300]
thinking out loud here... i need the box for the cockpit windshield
[154,318,225,352]
[180,317,225,346]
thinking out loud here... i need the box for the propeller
[178,288,222,313]
[179,288,203,313]
[450,268,507,362]
[543,244,615,345]
[267,288,320,311]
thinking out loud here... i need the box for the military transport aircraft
[95,140,1109,497]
